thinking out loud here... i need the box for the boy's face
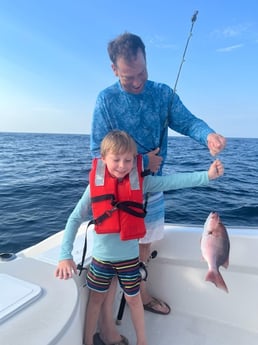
[102,151,135,179]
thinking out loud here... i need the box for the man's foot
[143,297,171,315]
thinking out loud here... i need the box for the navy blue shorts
[86,256,141,296]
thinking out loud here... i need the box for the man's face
[112,49,148,94]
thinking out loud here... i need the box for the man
[90,32,226,345]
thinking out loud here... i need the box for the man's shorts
[139,192,165,244]
[86,256,141,296]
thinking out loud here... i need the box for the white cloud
[222,25,248,38]
[216,44,244,52]
[212,24,250,39]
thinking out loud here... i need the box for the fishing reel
[139,262,148,281]
[139,250,158,281]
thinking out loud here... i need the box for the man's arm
[169,92,226,154]
[90,93,112,158]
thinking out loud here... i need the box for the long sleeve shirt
[59,170,209,262]
[90,80,214,172]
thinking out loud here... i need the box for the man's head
[108,33,148,94]
[108,32,146,65]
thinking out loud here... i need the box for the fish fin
[222,258,229,269]
[205,270,229,293]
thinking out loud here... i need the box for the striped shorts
[86,256,141,296]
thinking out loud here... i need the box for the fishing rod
[159,10,199,148]
[172,10,198,95]
[116,250,157,325]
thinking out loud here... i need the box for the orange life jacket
[89,155,146,240]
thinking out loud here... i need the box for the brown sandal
[93,332,129,345]
[143,297,171,315]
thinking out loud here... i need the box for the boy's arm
[143,160,224,193]
[55,186,91,279]
[58,186,91,261]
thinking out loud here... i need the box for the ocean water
[0,132,257,254]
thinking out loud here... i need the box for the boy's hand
[55,259,78,279]
[208,159,224,180]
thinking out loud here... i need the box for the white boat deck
[113,224,258,345]
[117,304,258,345]
[1,223,258,344]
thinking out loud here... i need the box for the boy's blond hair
[101,130,137,157]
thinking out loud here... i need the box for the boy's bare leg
[98,277,125,344]
[125,293,147,345]
[84,290,106,345]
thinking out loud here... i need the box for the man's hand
[207,133,226,156]
[147,148,163,173]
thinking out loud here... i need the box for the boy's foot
[93,332,129,345]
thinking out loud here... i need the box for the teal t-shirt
[59,170,209,262]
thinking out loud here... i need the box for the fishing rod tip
[192,10,198,22]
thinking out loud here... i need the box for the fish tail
[205,270,229,293]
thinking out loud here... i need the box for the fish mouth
[210,211,219,220]
[204,211,220,229]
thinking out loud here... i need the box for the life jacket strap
[115,200,146,218]
[78,199,147,275]
[91,193,115,203]
[77,219,95,276]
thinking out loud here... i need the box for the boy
[55,130,224,345]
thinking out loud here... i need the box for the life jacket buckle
[106,206,118,217]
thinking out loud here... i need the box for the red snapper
[201,212,230,293]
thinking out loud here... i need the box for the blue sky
[0,1,257,138]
